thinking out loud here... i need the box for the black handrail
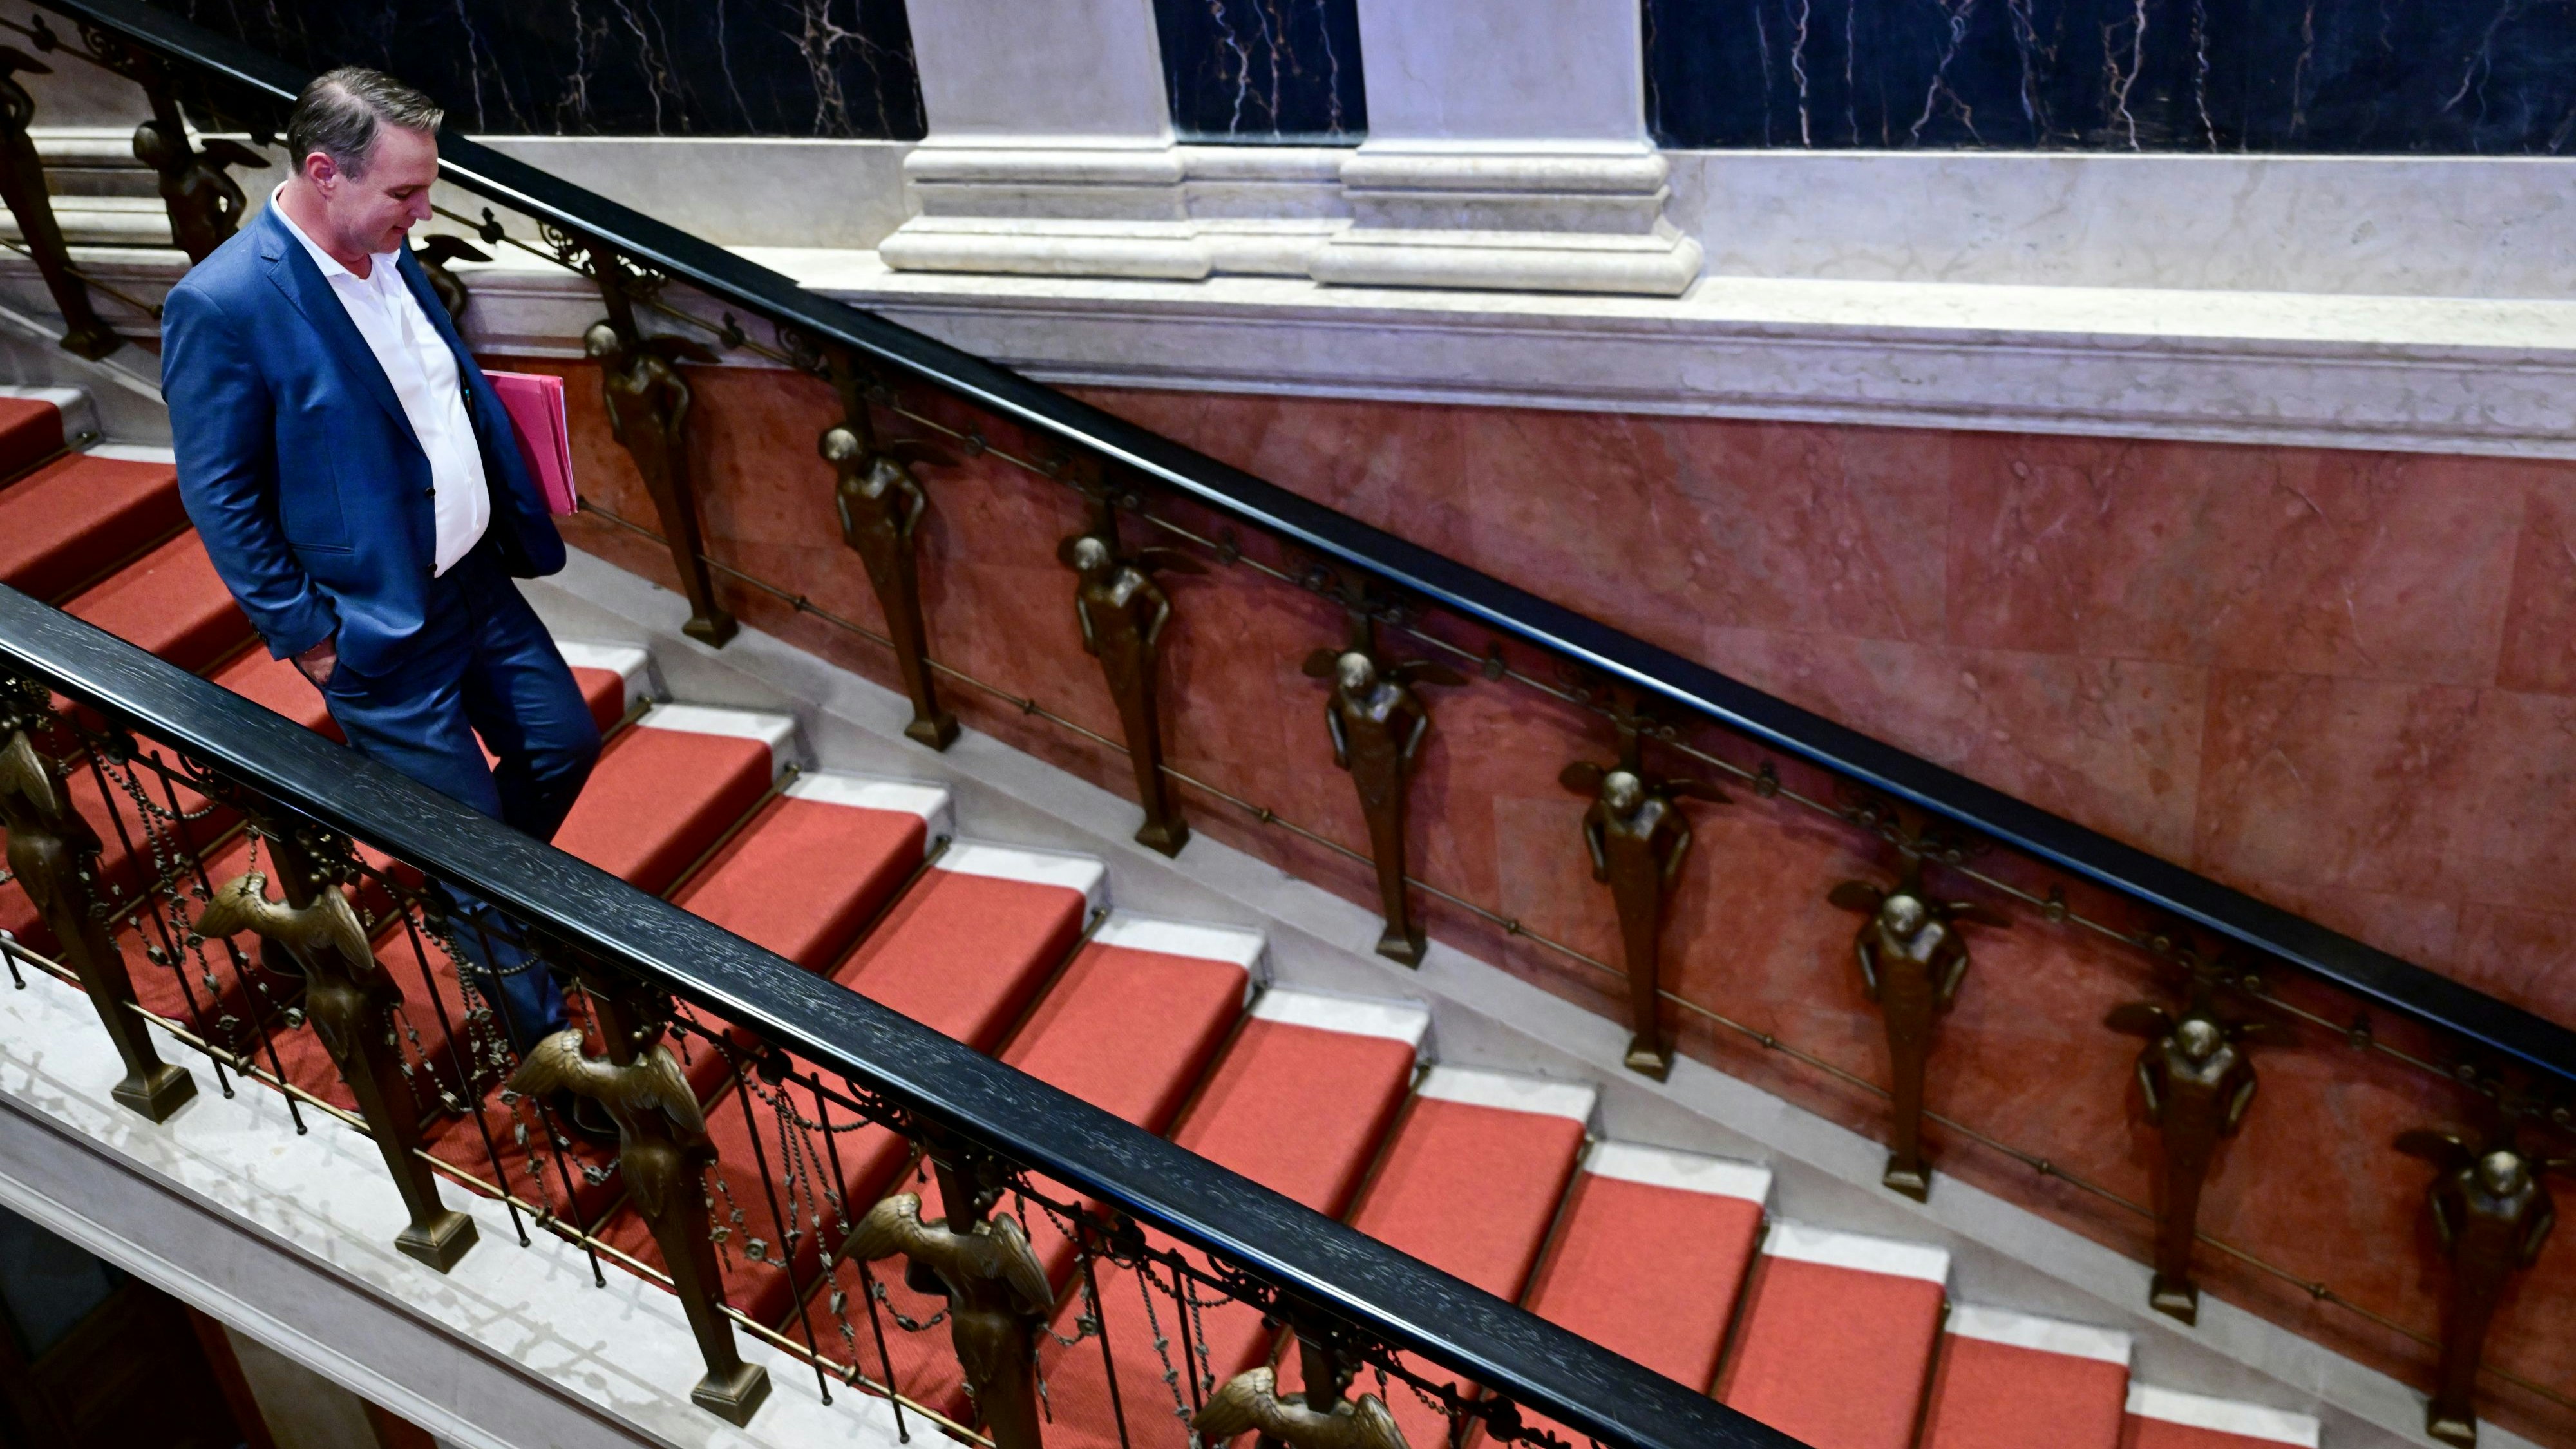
[46,0,2576,1102]
[0,579,1795,1449]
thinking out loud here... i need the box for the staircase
[0,385,2325,1449]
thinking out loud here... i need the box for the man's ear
[301,149,339,193]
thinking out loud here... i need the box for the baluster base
[57,325,122,361]
[681,611,740,649]
[395,1209,480,1273]
[1882,1153,1932,1203]
[109,1061,196,1122]
[905,711,960,751]
[1374,926,1425,968]
[1622,1034,1673,1082]
[2149,1272,2200,1325]
[690,1361,771,1425]
[1133,819,1189,857]
[2427,1399,2478,1447]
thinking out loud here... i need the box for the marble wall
[1150,0,1365,141]
[1645,0,2576,152]
[502,351,2573,1441]
[146,0,924,138]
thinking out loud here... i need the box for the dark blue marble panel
[148,0,924,139]
[1151,0,1365,142]
[1644,0,2576,153]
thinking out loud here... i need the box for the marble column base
[1316,145,1703,296]
[880,141,1214,280]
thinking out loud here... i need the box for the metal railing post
[0,682,191,1116]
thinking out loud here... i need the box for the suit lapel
[255,207,423,454]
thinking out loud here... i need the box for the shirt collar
[269,185,401,285]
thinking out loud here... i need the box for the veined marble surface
[143,0,925,139]
[1152,0,1365,142]
[1645,0,2576,153]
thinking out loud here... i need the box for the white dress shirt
[270,189,490,575]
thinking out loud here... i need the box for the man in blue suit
[161,68,598,1054]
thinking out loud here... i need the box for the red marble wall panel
[500,357,2575,1441]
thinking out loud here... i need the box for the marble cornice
[475,248,2576,460]
[15,243,2572,459]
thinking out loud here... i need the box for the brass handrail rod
[0,232,165,317]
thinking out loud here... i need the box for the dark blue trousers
[317,540,600,1051]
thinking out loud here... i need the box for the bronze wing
[502,1028,590,1100]
[1826,880,1886,915]
[1133,546,1209,576]
[1658,775,1730,804]
[978,1213,1055,1312]
[848,1192,936,1265]
[626,1044,708,1137]
[413,233,493,267]
[2102,1001,2175,1039]
[1350,1392,1410,1449]
[2394,1129,2474,1170]
[1191,1366,1283,1441]
[1389,660,1467,689]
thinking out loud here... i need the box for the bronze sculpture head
[1334,650,1376,694]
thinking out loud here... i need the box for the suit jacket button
[422,486,435,498]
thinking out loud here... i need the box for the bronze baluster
[819,347,957,748]
[845,1139,1049,1449]
[1302,575,1463,965]
[1195,1323,1408,1449]
[507,978,769,1423]
[196,825,477,1269]
[0,48,116,359]
[2106,957,2263,1325]
[0,687,193,1118]
[2397,1121,2567,1446]
[410,235,489,321]
[128,86,263,263]
[1061,515,1204,856]
[1563,697,1723,1079]
[1828,859,2003,1200]
[579,245,736,646]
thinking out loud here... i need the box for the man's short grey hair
[286,66,442,180]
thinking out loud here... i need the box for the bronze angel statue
[1562,761,1724,1080]
[848,1191,1054,1449]
[1061,531,1205,855]
[506,1028,707,1213]
[1305,647,1465,965]
[1827,869,2005,1200]
[2394,1128,2568,1446]
[2105,996,2264,1322]
[410,234,492,320]
[1193,1365,1410,1449]
[130,118,266,264]
[583,322,735,643]
[826,426,958,747]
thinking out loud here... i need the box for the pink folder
[486,370,578,516]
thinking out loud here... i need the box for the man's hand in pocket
[294,634,338,688]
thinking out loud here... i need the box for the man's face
[306,124,438,258]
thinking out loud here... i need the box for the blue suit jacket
[161,204,564,678]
